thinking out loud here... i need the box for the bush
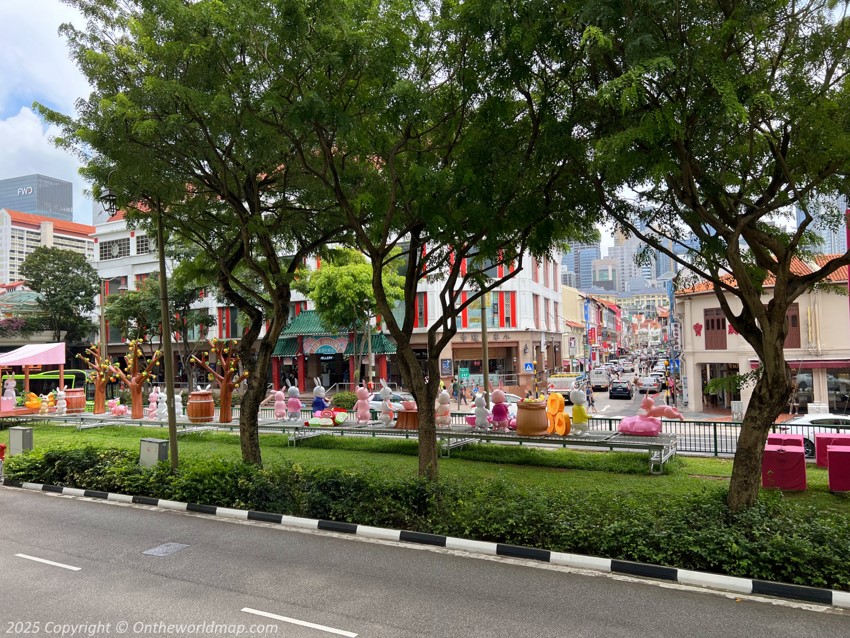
[5,444,850,591]
[332,391,357,410]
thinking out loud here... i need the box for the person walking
[585,384,597,413]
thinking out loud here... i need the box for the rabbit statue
[111,398,128,417]
[157,390,168,420]
[435,390,452,428]
[174,392,184,417]
[354,385,372,425]
[287,386,303,420]
[274,390,287,420]
[39,394,50,415]
[311,384,329,416]
[490,389,510,432]
[379,379,400,427]
[3,376,16,399]
[473,394,490,430]
[55,386,67,416]
[569,388,589,435]
[147,387,159,420]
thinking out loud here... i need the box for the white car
[368,392,415,412]
[776,414,850,458]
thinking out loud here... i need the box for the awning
[343,333,397,356]
[0,343,66,367]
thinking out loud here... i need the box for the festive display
[546,392,571,436]
[76,344,111,414]
[569,388,590,435]
[108,339,163,419]
[353,386,371,425]
[189,338,249,424]
[435,390,452,428]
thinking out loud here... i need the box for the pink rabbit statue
[274,390,287,420]
[286,386,302,420]
[354,386,371,424]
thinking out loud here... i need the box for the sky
[0,1,94,225]
[0,0,617,252]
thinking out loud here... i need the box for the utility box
[730,401,743,421]
[9,427,33,456]
[139,438,168,467]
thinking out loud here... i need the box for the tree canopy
[577,0,850,508]
[19,247,99,343]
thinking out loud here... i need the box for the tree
[579,0,850,509]
[268,0,598,477]
[39,0,347,465]
[189,338,249,424]
[294,248,405,376]
[105,272,216,390]
[109,339,162,419]
[20,247,99,342]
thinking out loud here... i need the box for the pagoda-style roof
[281,310,342,336]
[271,337,298,357]
[343,333,397,355]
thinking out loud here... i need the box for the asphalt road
[1,487,846,637]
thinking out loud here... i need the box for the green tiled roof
[343,333,397,355]
[272,337,298,357]
[281,310,344,336]
[0,291,42,315]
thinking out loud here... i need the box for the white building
[0,208,94,284]
[675,256,850,414]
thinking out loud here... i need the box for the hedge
[5,444,849,590]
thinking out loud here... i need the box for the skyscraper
[795,196,848,255]
[0,174,73,221]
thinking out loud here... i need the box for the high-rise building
[0,174,73,221]
[795,196,848,255]
[564,242,601,289]
[0,209,94,283]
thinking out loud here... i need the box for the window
[414,292,428,328]
[531,257,539,283]
[704,308,727,350]
[100,238,130,260]
[785,303,800,349]
[533,294,540,329]
[827,369,850,414]
[543,259,550,288]
[136,235,150,255]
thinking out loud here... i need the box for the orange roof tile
[5,209,94,236]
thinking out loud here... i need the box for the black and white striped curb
[4,479,849,609]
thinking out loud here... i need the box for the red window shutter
[499,292,505,328]
[461,291,468,328]
[460,258,467,276]
[423,293,428,327]
[511,292,517,327]
[413,294,419,328]
[217,308,224,338]
[497,250,504,278]
[315,256,321,270]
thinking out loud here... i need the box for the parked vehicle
[368,392,415,412]
[590,368,612,391]
[609,380,634,400]
[777,414,850,458]
[638,377,661,394]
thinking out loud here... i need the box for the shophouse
[675,256,850,414]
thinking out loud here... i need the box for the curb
[4,479,848,610]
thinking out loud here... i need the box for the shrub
[5,444,850,591]
[332,391,357,410]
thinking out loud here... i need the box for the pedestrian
[585,384,597,413]
[439,378,445,391]
[451,377,460,401]
[668,375,677,405]
[459,382,469,406]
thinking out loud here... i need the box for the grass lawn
[2,422,847,514]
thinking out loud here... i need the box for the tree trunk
[93,382,106,415]
[396,345,440,480]
[238,373,263,465]
[129,381,145,419]
[727,340,790,511]
[218,383,234,424]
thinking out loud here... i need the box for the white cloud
[0,0,94,224]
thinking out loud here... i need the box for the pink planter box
[814,433,850,467]
[762,445,807,491]
[766,434,804,448]
[827,446,850,492]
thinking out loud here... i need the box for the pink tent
[0,342,66,392]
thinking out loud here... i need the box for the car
[609,380,634,400]
[638,377,661,393]
[368,392,415,412]
[776,413,850,458]
[590,368,612,391]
